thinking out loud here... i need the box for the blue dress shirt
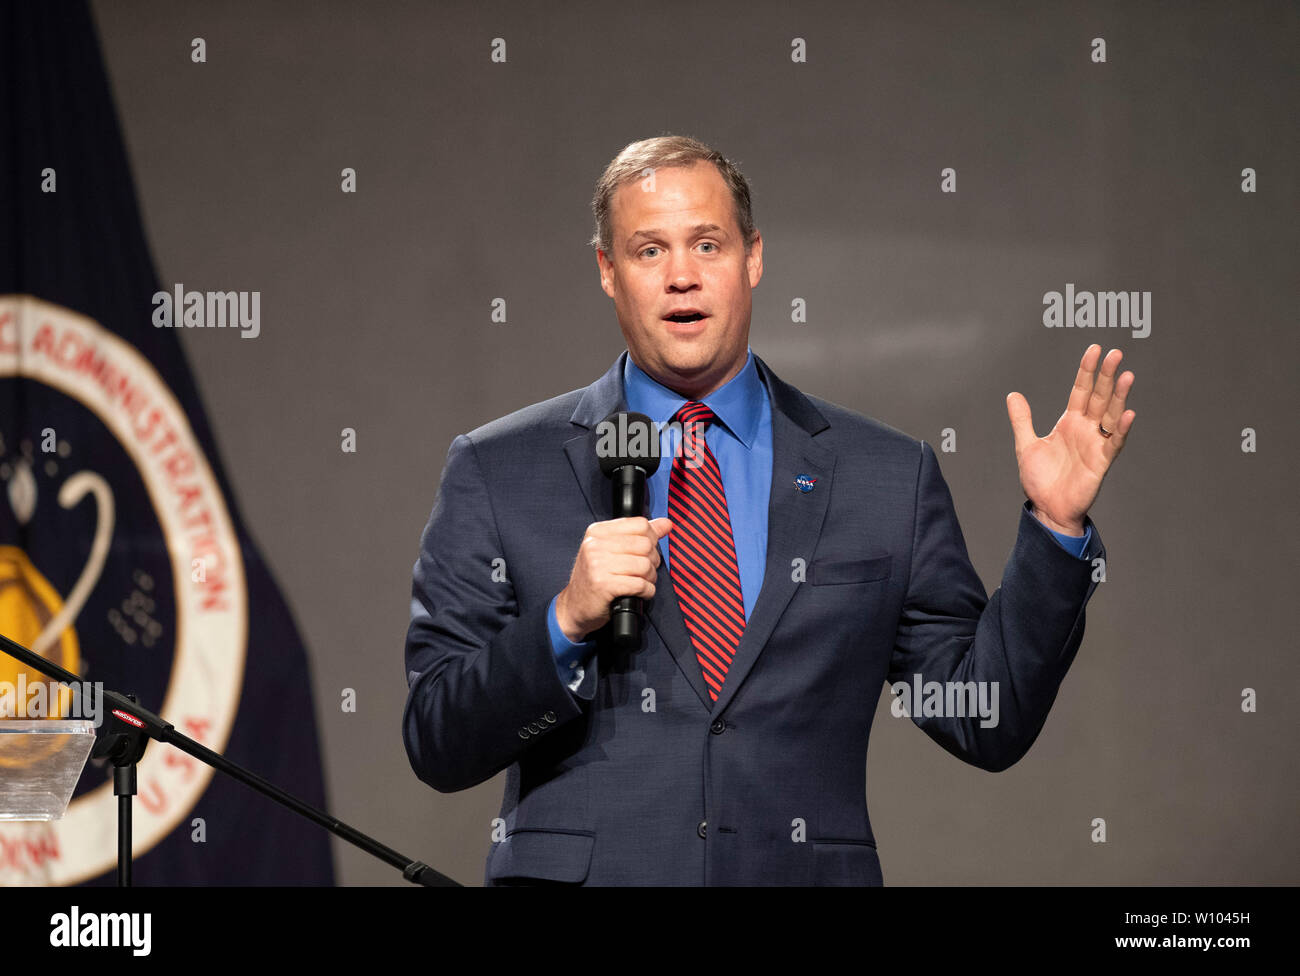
[547,349,1092,688]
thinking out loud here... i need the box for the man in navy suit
[402,135,1136,885]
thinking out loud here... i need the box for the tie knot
[673,401,715,429]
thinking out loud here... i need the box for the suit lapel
[563,352,836,714]
[711,361,833,713]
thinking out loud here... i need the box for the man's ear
[746,231,764,288]
[597,249,616,299]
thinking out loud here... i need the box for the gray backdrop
[90,0,1297,884]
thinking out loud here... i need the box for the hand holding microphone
[555,412,669,645]
[554,515,672,643]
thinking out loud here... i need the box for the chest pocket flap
[810,552,892,585]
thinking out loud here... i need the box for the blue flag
[0,1,334,884]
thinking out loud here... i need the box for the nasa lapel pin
[794,473,818,493]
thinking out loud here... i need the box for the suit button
[543,711,557,723]
[528,722,541,734]
[518,728,530,739]
[697,820,707,839]
[710,719,726,734]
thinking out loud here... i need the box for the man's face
[598,161,763,400]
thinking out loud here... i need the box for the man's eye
[698,242,717,253]
[640,247,660,258]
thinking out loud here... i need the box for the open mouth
[664,312,708,324]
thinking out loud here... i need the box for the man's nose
[666,252,700,290]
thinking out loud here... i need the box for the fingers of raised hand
[1066,344,1105,414]
[1086,348,1125,419]
[1101,406,1137,453]
[1005,391,1036,456]
[1098,368,1135,430]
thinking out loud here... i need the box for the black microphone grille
[596,411,662,478]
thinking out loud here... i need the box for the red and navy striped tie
[667,401,746,702]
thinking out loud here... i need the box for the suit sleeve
[886,440,1105,772]
[402,433,596,793]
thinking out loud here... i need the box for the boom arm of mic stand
[0,630,459,887]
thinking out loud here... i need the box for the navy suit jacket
[402,352,1104,885]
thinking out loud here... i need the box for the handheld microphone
[596,411,661,648]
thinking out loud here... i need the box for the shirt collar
[623,348,764,449]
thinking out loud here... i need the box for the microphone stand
[0,630,458,887]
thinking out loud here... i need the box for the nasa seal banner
[0,2,334,884]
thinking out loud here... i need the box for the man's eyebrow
[626,223,726,243]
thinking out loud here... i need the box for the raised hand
[1005,344,1136,535]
